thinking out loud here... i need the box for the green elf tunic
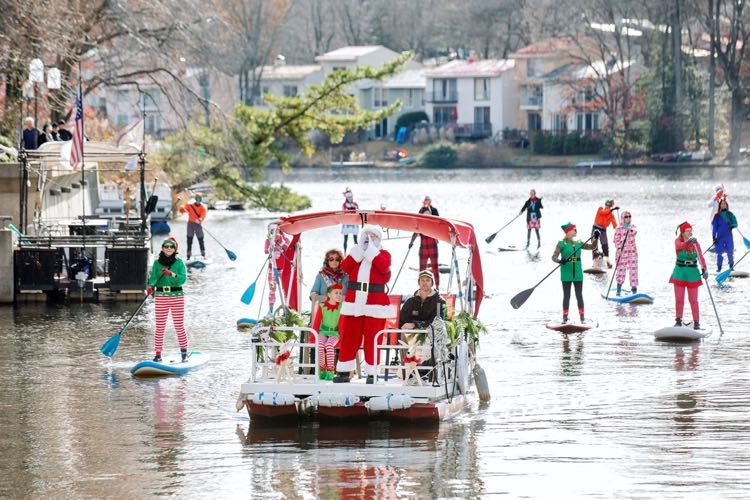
[148,258,187,296]
[553,239,597,282]
[669,239,704,288]
[318,301,341,336]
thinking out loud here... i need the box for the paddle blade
[240,282,256,305]
[743,235,750,250]
[226,249,237,261]
[716,269,731,284]
[100,333,121,358]
[510,287,535,309]
[485,233,497,244]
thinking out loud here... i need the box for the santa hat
[714,183,725,193]
[676,221,692,235]
[360,224,382,241]
[162,236,178,251]
[561,222,576,233]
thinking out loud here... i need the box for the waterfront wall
[0,230,12,303]
[0,163,35,229]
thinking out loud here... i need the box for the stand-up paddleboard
[584,267,607,275]
[654,326,712,341]
[497,245,524,252]
[731,270,749,278]
[546,319,597,333]
[187,257,209,269]
[602,292,655,304]
[237,318,257,331]
[131,351,209,377]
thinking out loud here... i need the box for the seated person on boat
[399,270,447,330]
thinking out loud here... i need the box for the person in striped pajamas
[147,237,189,362]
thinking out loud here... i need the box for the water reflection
[674,346,700,371]
[560,335,585,376]
[150,380,187,479]
[673,392,701,437]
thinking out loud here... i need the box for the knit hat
[162,237,178,250]
[604,198,614,205]
[418,269,435,284]
[676,221,692,235]
[423,195,431,202]
[194,192,203,201]
[561,222,576,233]
[327,283,343,292]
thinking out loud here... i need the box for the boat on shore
[235,210,489,424]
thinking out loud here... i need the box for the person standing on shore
[410,195,440,288]
[341,188,359,252]
[180,193,207,260]
[147,237,189,362]
[519,189,543,249]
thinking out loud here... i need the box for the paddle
[100,277,162,358]
[605,228,630,301]
[700,244,725,337]
[511,235,596,309]
[202,226,237,261]
[240,256,270,305]
[716,248,750,284]
[485,213,523,244]
[737,229,750,250]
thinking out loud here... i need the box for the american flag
[70,88,84,169]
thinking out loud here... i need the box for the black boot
[153,354,162,362]
[186,236,193,260]
[562,315,569,324]
[674,318,682,327]
[333,372,350,383]
[366,375,374,384]
[181,349,188,362]
[693,321,701,331]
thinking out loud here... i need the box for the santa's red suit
[335,225,392,379]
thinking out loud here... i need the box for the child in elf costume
[147,237,189,362]
[591,199,618,268]
[613,210,638,295]
[313,283,343,380]
[712,199,738,272]
[552,223,599,323]
[669,221,707,330]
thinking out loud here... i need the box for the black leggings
[562,281,584,311]
[343,234,358,252]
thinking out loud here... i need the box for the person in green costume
[313,283,343,380]
[669,221,707,330]
[147,237,189,362]
[551,222,599,323]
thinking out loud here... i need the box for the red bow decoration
[275,351,291,365]
[403,355,421,364]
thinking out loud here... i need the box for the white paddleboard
[731,270,749,278]
[131,351,210,377]
[497,245,524,252]
[584,267,607,275]
[654,326,712,341]
[546,319,597,333]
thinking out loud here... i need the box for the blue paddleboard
[131,351,209,377]
[236,318,257,330]
[602,292,655,304]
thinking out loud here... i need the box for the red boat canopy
[275,210,484,315]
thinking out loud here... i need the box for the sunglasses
[162,245,176,249]
[623,216,631,219]
[327,257,341,262]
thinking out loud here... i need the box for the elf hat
[676,221,692,235]
[162,237,178,251]
[327,283,343,292]
[561,222,576,233]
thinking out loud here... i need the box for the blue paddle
[202,226,237,261]
[737,229,750,250]
[240,257,270,305]
[100,293,152,357]
[716,248,750,284]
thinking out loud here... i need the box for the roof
[542,60,635,82]
[510,37,580,58]
[274,210,484,315]
[27,141,140,173]
[315,45,386,62]
[425,59,514,78]
[259,64,321,81]
[382,68,426,89]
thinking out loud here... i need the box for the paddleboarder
[552,223,599,324]
[341,188,359,252]
[312,283,343,381]
[669,221,708,330]
[519,189,543,249]
[179,192,207,260]
[265,223,291,316]
[409,195,440,288]
[712,199,737,272]
[708,183,727,221]
[147,237,189,362]
[613,211,638,295]
[591,199,618,268]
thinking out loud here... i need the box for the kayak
[497,245,524,252]
[131,351,210,377]
[654,326,712,341]
[546,319,597,333]
[602,292,655,304]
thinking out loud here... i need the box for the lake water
[2,166,750,498]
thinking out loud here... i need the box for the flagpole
[139,92,146,234]
[79,60,86,249]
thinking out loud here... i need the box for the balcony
[520,94,543,109]
[442,122,492,140]
[426,91,458,103]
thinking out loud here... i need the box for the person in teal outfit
[551,222,599,323]
[147,237,189,362]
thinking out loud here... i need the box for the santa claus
[333,224,392,384]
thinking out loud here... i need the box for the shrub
[419,143,458,168]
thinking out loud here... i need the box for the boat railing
[249,325,319,383]
[372,328,435,385]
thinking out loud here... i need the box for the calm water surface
[2,167,750,498]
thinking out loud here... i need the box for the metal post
[33,83,38,149]
[139,94,147,234]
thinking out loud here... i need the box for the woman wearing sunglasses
[147,237,189,362]
[310,249,348,304]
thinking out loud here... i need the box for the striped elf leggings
[318,335,339,370]
[267,263,277,311]
[154,294,188,354]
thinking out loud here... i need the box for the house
[253,63,324,107]
[424,59,516,140]
[361,68,426,139]
[510,37,587,134]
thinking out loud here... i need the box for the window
[333,66,346,72]
[406,89,414,108]
[527,58,543,78]
[433,107,456,125]
[432,79,457,101]
[145,114,160,134]
[283,85,298,97]
[116,89,129,104]
[373,87,387,108]
[553,114,567,131]
[474,78,490,101]
[474,107,490,124]
[116,114,129,127]
[143,90,160,111]
[527,112,542,131]
[576,112,600,131]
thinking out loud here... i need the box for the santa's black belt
[676,261,696,267]
[347,281,385,293]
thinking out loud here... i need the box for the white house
[424,59,516,139]
[254,63,324,107]
[360,67,426,139]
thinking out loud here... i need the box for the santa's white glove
[364,241,379,262]
[349,243,365,262]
